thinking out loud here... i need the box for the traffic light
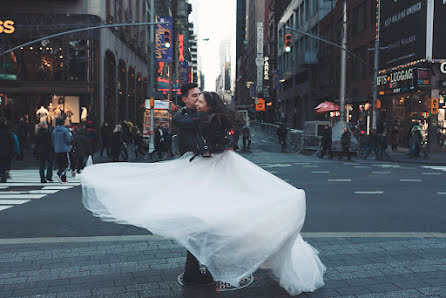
[164,30,171,48]
[284,34,292,52]
[375,99,381,109]
[150,97,154,108]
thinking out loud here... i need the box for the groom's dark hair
[181,83,198,98]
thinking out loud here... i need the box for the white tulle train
[81,151,325,295]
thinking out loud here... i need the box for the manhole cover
[177,272,254,292]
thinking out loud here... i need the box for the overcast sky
[189,0,236,91]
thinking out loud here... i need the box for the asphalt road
[0,130,445,238]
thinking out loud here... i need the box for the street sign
[0,74,17,80]
[430,98,439,115]
[256,98,265,111]
[0,63,13,69]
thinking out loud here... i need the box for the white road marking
[0,206,13,211]
[343,162,356,166]
[312,171,330,174]
[373,164,400,168]
[400,179,422,182]
[423,166,446,172]
[354,166,370,169]
[437,192,446,195]
[2,183,80,187]
[354,191,384,194]
[400,166,416,170]
[259,164,292,168]
[371,171,391,174]
[422,172,441,175]
[0,194,46,199]
[303,165,319,168]
[0,190,59,194]
[42,185,76,190]
[328,179,351,182]
[269,171,277,174]
[0,200,30,205]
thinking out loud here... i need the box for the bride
[81,91,325,296]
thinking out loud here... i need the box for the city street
[0,130,445,297]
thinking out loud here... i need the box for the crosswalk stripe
[0,206,13,211]
[1,183,80,187]
[354,191,384,195]
[0,190,59,194]
[0,194,46,199]
[400,179,422,182]
[42,186,75,190]
[437,192,446,195]
[312,171,330,174]
[422,172,441,175]
[0,200,30,205]
[371,171,390,174]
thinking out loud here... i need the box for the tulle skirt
[81,151,325,295]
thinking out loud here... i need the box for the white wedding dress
[81,151,325,295]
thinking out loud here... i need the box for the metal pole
[339,0,347,122]
[372,0,380,129]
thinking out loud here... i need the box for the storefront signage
[145,99,170,110]
[377,68,414,86]
[264,57,269,80]
[441,62,446,74]
[0,74,17,80]
[0,20,15,34]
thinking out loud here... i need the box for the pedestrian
[15,117,26,160]
[149,126,164,159]
[378,130,390,160]
[412,124,428,159]
[52,117,72,182]
[81,91,326,295]
[110,124,123,162]
[277,121,287,152]
[0,118,15,183]
[34,122,54,183]
[363,128,379,159]
[100,121,111,157]
[161,126,173,157]
[338,127,351,161]
[72,129,92,173]
[173,83,200,155]
[241,123,251,152]
[390,120,400,152]
[133,128,145,159]
[318,125,333,159]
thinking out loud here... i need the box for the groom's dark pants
[184,251,201,278]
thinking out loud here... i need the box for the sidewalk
[380,147,446,166]
[0,234,444,297]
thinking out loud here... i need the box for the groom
[173,83,215,286]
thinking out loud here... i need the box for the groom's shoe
[183,271,215,286]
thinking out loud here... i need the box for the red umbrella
[314,101,339,114]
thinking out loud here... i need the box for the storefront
[0,14,99,131]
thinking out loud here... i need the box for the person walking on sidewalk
[363,128,379,159]
[0,118,15,183]
[241,123,251,152]
[100,121,112,158]
[34,122,54,183]
[378,130,390,160]
[411,123,428,159]
[390,120,400,152]
[318,125,333,159]
[52,118,72,182]
[72,129,92,173]
[277,121,288,152]
[338,127,351,161]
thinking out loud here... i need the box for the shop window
[69,40,87,81]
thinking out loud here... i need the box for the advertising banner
[380,1,427,69]
[179,61,189,86]
[433,0,446,59]
[155,16,173,62]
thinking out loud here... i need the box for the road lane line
[400,167,416,170]
[328,179,351,182]
[371,171,391,174]
[0,200,30,205]
[422,172,441,175]
[437,192,446,195]
[400,179,422,182]
[0,206,13,211]
[354,166,370,168]
[303,165,319,168]
[0,194,46,199]
[2,183,80,187]
[312,171,330,174]
[42,186,75,190]
[354,191,384,194]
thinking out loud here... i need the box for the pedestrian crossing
[0,170,80,212]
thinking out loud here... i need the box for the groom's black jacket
[173,107,197,155]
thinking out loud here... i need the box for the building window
[352,2,367,35]
[69,40,87,81]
